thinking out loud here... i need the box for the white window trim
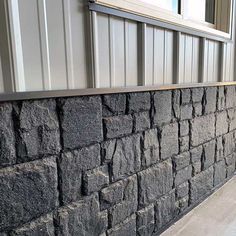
[94,0,234,39]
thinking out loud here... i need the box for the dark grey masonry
[0,85,236,236]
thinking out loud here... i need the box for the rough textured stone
[56,194,107,236]
[204,87,217,114]
[160,123,179,160]
[0,103,16,167]
[226,164,235,178]
[224,132,235,157]
[175,165,192,186]
[216,137,224,162]
[225,86,236,108]
[192,88,204,103]
[112,134,141,181]
[134,112,150,132]
[193,102,202,117]
[225,153,236,166]
[142,129,159,168]
[0,157,58,231]
[137,204,155,236]
[178,196,189,212]
[190,167,214,203]
[176,182,189,199]
[100,180,124,210]
[192,162,202,176]
[15,99,60,161]
[59,96,103,150]
[59,144,100,204]
[109,175,137,226]
[180,104,193,120]
[217,87,225,111]
[214,160,226,186]
[179,120,189,137]
[190,146,203,163]
[173,90,180,119]
[107,215,136,236]
[138,160,173,207]
[203,140,215,170]
[155,190,178,231]
[173,152,191,171]
[128,92,151,113]
[190,114,215,147]
[181,89,191,105]
[228,108,236,131]
[10,214,54,236]
[103,94,126,117]
[153,91,172,126]
[101,140,116,164]
[216,111,228,136]
[179,136,189,153]
[103,115,133,139]
[84,165,109,195]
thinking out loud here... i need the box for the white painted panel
[203,39,209,82]
[164,30,173,84]
[0,55,4,92]
[207,40,215,82]
[124,20,138,86]
[18,0,43,91]
[97,13,110,88]
[153,27,165,85]
[191,36,200,83]
[111,16,125,87]
[213,41,220,82]
[224,42,233,81]
[178,33,185,84]
[184,35,193,83]
[145,25,154,85]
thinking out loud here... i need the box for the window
[94,0,233,39]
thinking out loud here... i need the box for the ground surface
[162,176,236,236]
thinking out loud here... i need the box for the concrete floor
[162,176,236,236]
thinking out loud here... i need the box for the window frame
[92,0,234,40]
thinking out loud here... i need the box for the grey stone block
[109,175,137,226]
[190,114,215,147]
[101,139,116,164]
[160,123,179,160]
[59,144,100,204]
[192,162,202,176]
[84,165,109,195]
[204,87,217,114]
[128,92,151,113]
[224,132,235,157]
[217,87,225,111]
[178,196,189,212]
[176,181,189,199]
[228,108,236,131]
[190,166,214,203]
[15,99,60,161]
[100,180,124,210]
[142,129,159,168]
[138,160,173,207]
[59,96,103,150]
[203,140,215,170]
[190,146,203,163]
[226,164,235,178]
[173,90,180,120]
[179,136,190,153]
[179,120,189,137]
[175,165,192,186]
[192,88,204,103]
[0,103,16,168]
[103,115,133,139]
[56,194,108,236]
[193,102,202,117]
[137,204,155,236]
[225,153,236,166]
[0,157,58,231]
[153,91,172,126]
[180,104,193,120]
[181,89,191,105]
[216,111,228,137]
[10,214,54,236]
[216,137,224,162]
[173,152,191,171]
[112,134,141,181]
[134,111,150,132]
[155,190,178,231]
[103,94,126,117]
[107,215,136,236]
[214,160,226,186]
[225,86,236,108]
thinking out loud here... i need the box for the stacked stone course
[0,86,236,235]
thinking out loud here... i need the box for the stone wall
[0,86,236,235]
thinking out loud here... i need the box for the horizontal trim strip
[1,81,236,102]
[88,2,232,43]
